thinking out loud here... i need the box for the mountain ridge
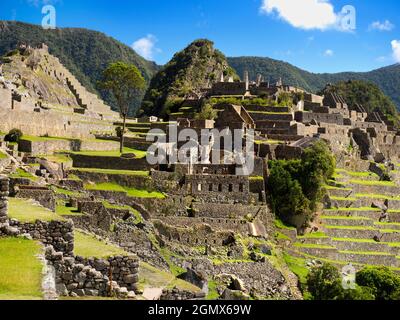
[0,21,159,113]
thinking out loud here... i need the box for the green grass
[356,193,400,200]
[56,204,83,217]
[325,207,380,212]
[0,238,43,300]
[206,279,219,300]
[332,238,379,243]
[72,168,150,176]
[324,185,352,191]
[102,201,143,223]
[249,176,264,181]
[9,168,38,182]
[329,196,357,201]
[71,147,147,158]
[349,179,397,187]
[73,230,130,258]
[274,219,296,231]
[320,215,371,221]
[339,250,393,256]
[0,151,7,159]
[325,225,376,231]
[138,261,200,293]
[283,253,308,285]
[294,243,335,249]
[52,186,83,197]
[335,169,379,178]
[40,154,73,165]
[21,135,72,142]
[84,182,165,199]
[8,198,63,222]
[275,232,291,241]
[297,232,328,239]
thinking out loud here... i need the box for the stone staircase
[47,55,119,120]
[291,166,400,269]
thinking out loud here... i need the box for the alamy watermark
[145,126,255,176]
[41,5,56,30]
[339,5,356,31]
[342,264,356,290]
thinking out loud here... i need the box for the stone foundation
[0,175,9,223]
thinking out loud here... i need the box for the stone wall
[71,154,152,171]
[8,219,74,256]
[160,288,205,300]
[19,138,119,156]
[70,169,152,190]
[153,219,235,246]
[0,175,9,223]
[46,246,139,298]
[15,186,56,211]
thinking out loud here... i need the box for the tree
[4,129,23,143]
[195,103,217,120]
[99,62,146,153]
[356,267,400,300]
[306,263,343,300]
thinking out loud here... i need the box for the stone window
[239,183,244,192]
[218,184,222,192]
[209,184,213,192]
[229,184,233,192]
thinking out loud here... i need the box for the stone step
[324,226,379,239]
[374,222,400,231]
[337,251,399,267]
[320,217,374,227]
[294,245,338,260]
[331,239,399,255]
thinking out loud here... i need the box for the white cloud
[131,35,159,60]
[260,0,339,30]
[324,49,334,57]
[369,20,394,31]
[392,40,400,63]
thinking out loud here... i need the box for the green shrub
[4,129,23,143]
[306,263,375,300]
[356,267,400,300]
[267,140,335,228]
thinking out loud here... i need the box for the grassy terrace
[324,185,352,191]
[297,232,328,239]
[21,135,73,142]
[8,198,63,222]
[0,151,7,159]
[329,196,357,201]
[70,147,147,159]
[283,253,309,285]
[138,261,201,293]
[320,216,371,221]
[84,182,165,199]
[74,230,129,258]
[254,140,283,145]
[356,193,400,200]
[274,219,296,231]
[294,243,335,249]
[10,168,38,182]
[335,169,379,178]
[325,207,381,212]
[56,204,83,217]
[0,238,43,300]
[72,168,150,176]
[349,179,397,187]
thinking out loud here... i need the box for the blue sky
[1,0,400,73]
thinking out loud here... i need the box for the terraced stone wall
[0,175,9,223]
